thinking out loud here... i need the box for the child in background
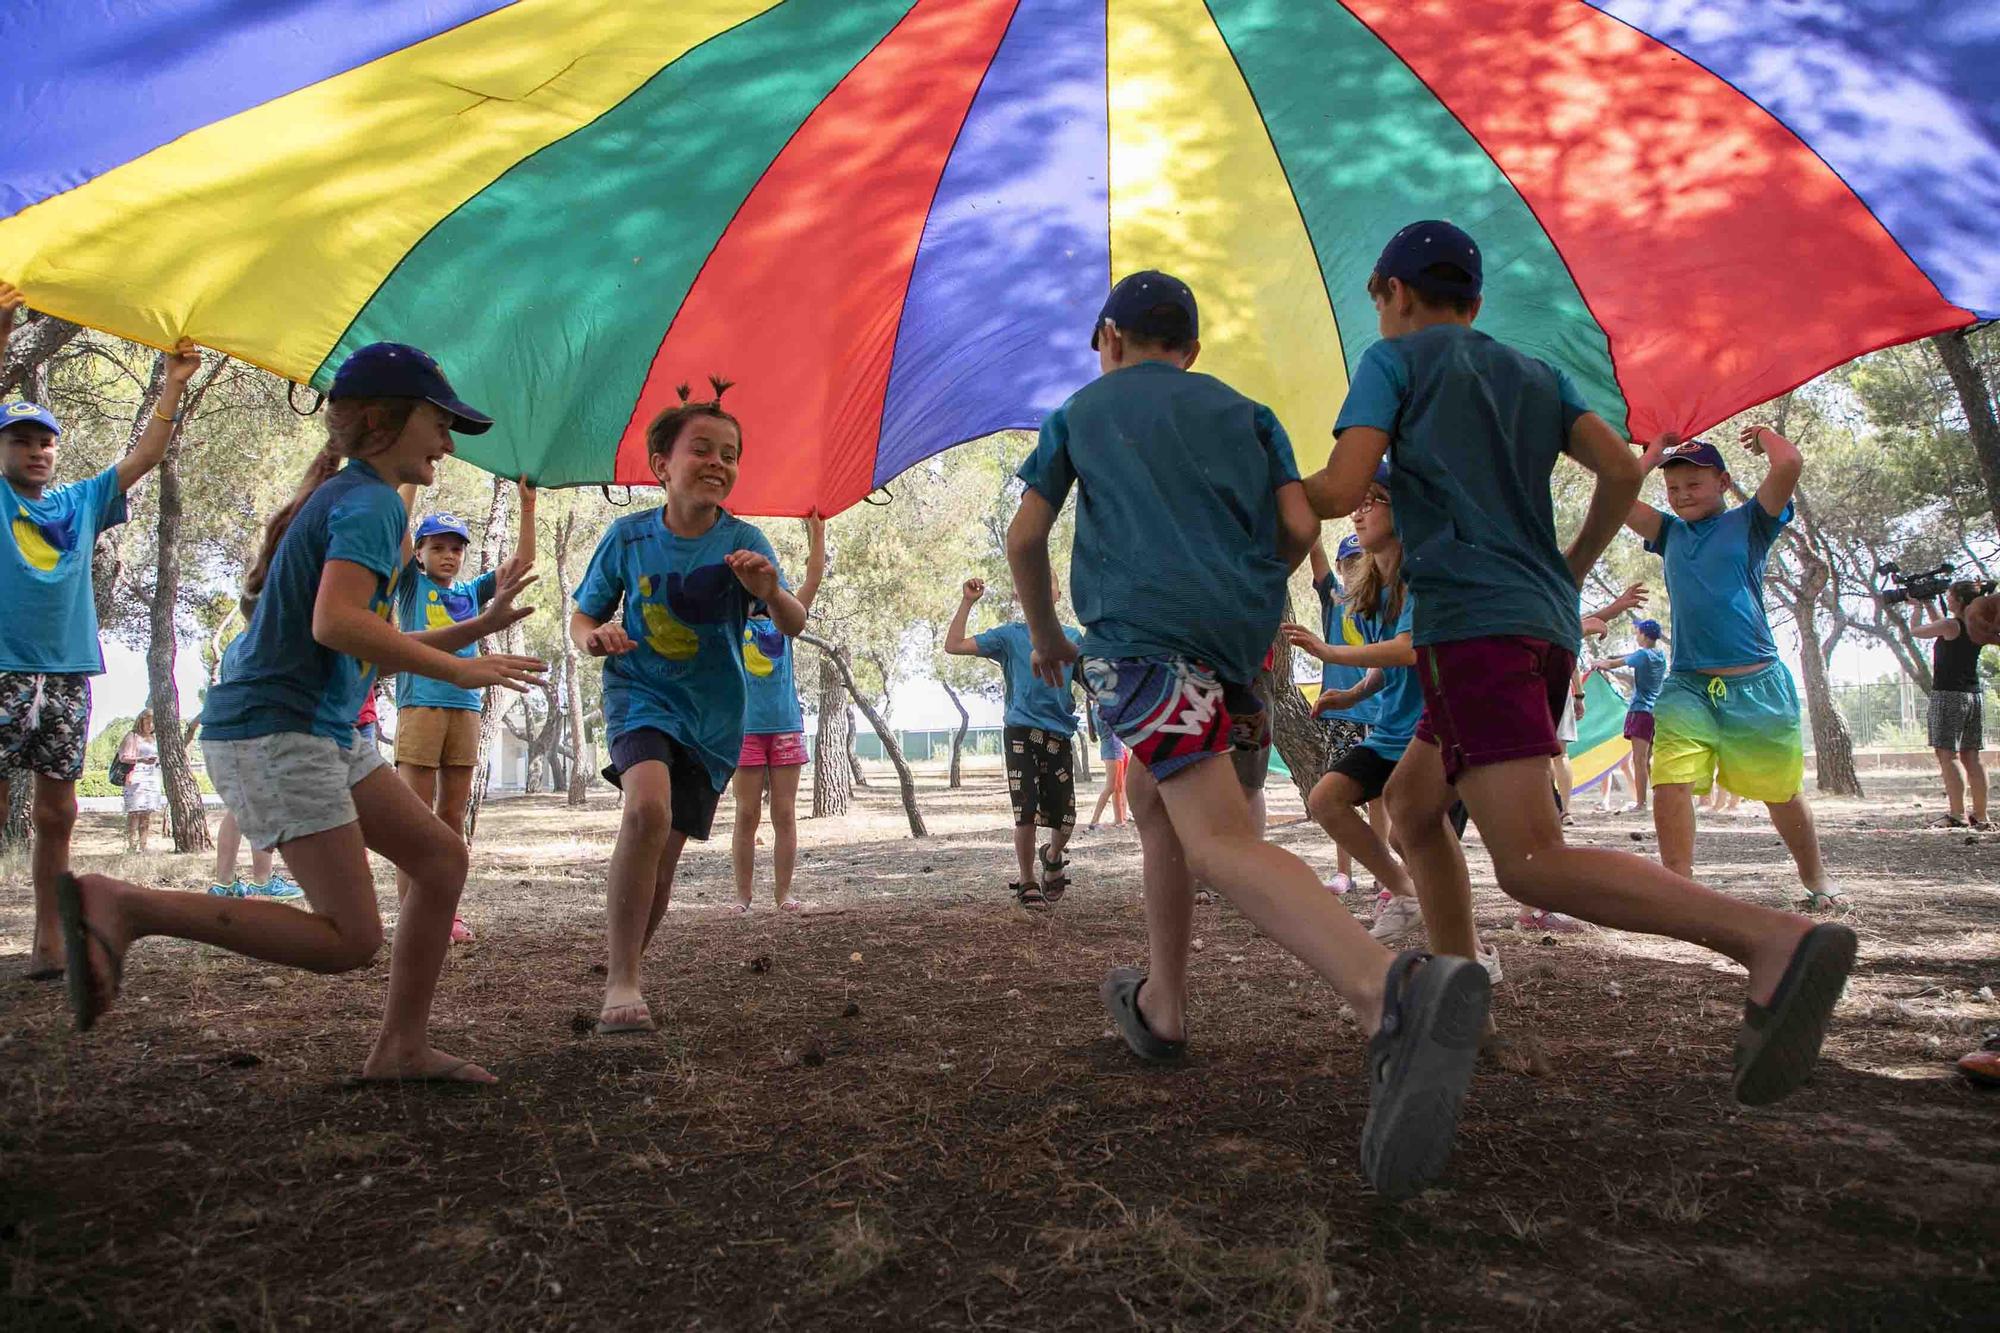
[1311,535,1387,894]
[1621,431,1847,911]
[57,343,544,1083]
[1587,619,1666,813]
[1010,268,1490,1198]
[572,381,803,1035]
[392,477,536,942]
[732,514,827,912]
[1,282,192,979]
[1305,221,1853,1108]
[1086,701,1129,829]
[944,574,1084,910]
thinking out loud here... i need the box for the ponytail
[239,397,413,615]
[646,375,739,457]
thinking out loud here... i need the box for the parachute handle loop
[862,484,894,507]
[288,383,324,417]
[600,484,633,507]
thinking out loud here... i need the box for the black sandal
[1361,951,1490,1199]
[1038,845,1071,903]
[1012,882,1050,912]
[1734,923,1857,1106]
[1101,967,1185,1062]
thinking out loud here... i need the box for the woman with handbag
[116,710,164,853]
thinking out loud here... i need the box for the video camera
[1878,560,1996,607]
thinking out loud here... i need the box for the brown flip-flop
[594,1003,657,1036]
[344,1059,494,1088]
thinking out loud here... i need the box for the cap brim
[432,395,493,435]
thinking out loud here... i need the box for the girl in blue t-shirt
[731,513,826,913]
[56,344,545,1085]
[570,381,805,1036]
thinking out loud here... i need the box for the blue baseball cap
[329,342,493,435]
[1,400,62,436]
[1658,438,1727,471]
[1634,618,1663,640]
[1375,220,1482,300]
[1335,534,1363,561]
[1092,270,1199,349]
[415,513,473,544]
[1373,459,1393,487]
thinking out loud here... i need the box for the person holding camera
[1913,582,1990,829]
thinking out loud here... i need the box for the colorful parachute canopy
[4,2,1994,516]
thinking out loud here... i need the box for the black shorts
[1004,725,1076,830]
[603,728,723,840]
[1329,744,1399,804]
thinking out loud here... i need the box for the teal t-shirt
[1017,361,1300,684]
[1626,644,1667,712]
[0,465,127,674]
[974,621,1082,735]
[1314,570,1378,725]
[203,461,403,743]
[1353,592,1421,762]
[1334,324,1589,654]
[1645,500,1792,672]
[394,559,497,712]
[741,616,803,736]
[574,507,782,793]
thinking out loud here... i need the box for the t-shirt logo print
[637,564,738,662]
[11,509,79,572]
[742,621,786,677]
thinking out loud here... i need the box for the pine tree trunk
[464,476,512,838]
[942,681,969,789]
[812,654,852,817]
[846,713,869,787]
[802,634,925,836]
[555,512,593,807]
[1794,572,1863,797]
[1933,331,2000,537]
[1263,613,1323,806]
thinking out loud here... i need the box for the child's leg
[1553,753,1574,815]
[604,761,671,1019]
[1011,825,1038,885]
[1964,749,1989,822]
[1764,795,1831,893]
[1384,742,1479,964]
[393,762,438,905]
[1308,771,1414,898]
[433,764,475,840]
[1933,749,1966,818]
[252,844,276,884]
[1655,784,1700,874]
[214,810,243,884]
[1124,761,1195,1041]
[769,763,802,904]
[1112,759,1128,824]
[1090,776,1114,826]
[1630,738,1653,806]
[29,776,78,967]
[730,765,766,905]
[642,831,689,952]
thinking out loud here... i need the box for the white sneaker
[1476,941,1504,987]
[1369,893,1425,942]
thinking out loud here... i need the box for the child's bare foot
[58,874,129,1030]
[358,1045,496,1084]
[595,986,656,1034]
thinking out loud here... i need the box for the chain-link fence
[1821,678,2000,753]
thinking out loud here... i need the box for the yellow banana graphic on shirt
[743,634,775,678]
[642,602,700,661]
[12,516,61,571]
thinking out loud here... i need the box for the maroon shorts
[1413,636,1575,784]
[1622,710,1656,743]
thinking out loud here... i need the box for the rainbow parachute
[4,2,1994,515]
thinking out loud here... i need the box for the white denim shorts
[205,730,388,850]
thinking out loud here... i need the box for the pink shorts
[738,731,809,768]
[1413,636,1574,784]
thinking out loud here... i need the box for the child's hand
[725,550,780,601]
[482,570,540,632]
[1315,688,1359,715]
[585,623,637,657]
[805,513,826,548]
[164,338,202,385]
[1280,621,1331,662]
[1737,425,1770,456]
[962,577,985,603]
[1031,633,1079,688]
[452,651,548,694]
[1635,431,1680,470]
[515,475,537,506]
[0,282,23,314]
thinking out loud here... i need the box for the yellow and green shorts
[1650,662,1804,803]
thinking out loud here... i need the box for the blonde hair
[1346,541,1405,626]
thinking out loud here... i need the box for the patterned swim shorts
[1083,656,1266,783]
[0,672,91,783]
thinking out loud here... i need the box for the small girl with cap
[55,342,546,1084]
[1586,617,1668,813]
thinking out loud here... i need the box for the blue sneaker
[207,880,249,897]
[250,873,304,901]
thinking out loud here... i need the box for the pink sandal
[449,916,474,944]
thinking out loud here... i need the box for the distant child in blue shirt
[731,513,826,913]
[0,282,188,981]
[1009,269,1491,1199]
[571,380,804,1037]
[1295,533,1387,896]
[1622,429,1844,910]
[1586,618,1668,813]
[390,476,537,942]
[945,573,1084,909]
[1305,220,1852,1109]
[57,343,544,1086]
[1086,700,1129,830]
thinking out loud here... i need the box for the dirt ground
[3,763,1996,1331]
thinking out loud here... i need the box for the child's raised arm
[0,283,21,363]
[796,514,828,616]
[1275,481,1318,571]
[943,578,984,656]
[1005,489,1073,687]
[1739,425,1802,518]
[1618,433,1678,543]
[499,477,537,583]
[396,483,422,568]
[1563,413,1645,585]
[1307,536,1332,586]
[314,560,544,691]
[116,340,202,494]
[1305,428,1389,520]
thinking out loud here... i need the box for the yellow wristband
[153,404,178,424]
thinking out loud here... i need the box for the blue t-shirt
[0,465,128,674]
[394,560,497,712]
[1018,361,1300,684]
[1314,570,1377,725]
[1625,644,1667,713]
[1352,592,1422,762]
[1645,500,1793,671]
[203,461,405,743]
[974,621,1083,736]
[574,507,782,793]
[742,616,804,736]
[1335,324,1589,653]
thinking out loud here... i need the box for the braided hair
[646,375,739,456]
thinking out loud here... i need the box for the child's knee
[315,916,384,973]
[1306,778,1343,826]
[31,791,76,838]
[621,796,672,845]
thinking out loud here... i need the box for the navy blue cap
[1373,459,1393,487]
[1658,438,1727,471]
[416,513,473,544]
[1,400,62,436]
[329,342,493,435]
[1335,534,1363,561]
[1634,618,1663,640]
[1093,270,1199,349]
[1374,220,1482,300]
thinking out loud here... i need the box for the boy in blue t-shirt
[0,283,191,980]
[1303,220,1852,1109]
[1008,268,1491,1199]
[389,480,536,942]
[1586,618,1668,813]
[571,386,803,1037]
[1621,430,1843,910]
[945,573,1084,909]
[1298,532,1384,895]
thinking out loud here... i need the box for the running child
[391,476,538,941]
[1308,533,1386,894]
[1586,618,1666,813]
[1622,430,1847,910]
[572,380,803,1035]
[1086,701,1129,829]
[1303,221,1853,1108]
[1010,268,1490,1197]
[2,282,191,979]
[56,342,545,1084]
[944,574,1084,910]
[732,514,827,912]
